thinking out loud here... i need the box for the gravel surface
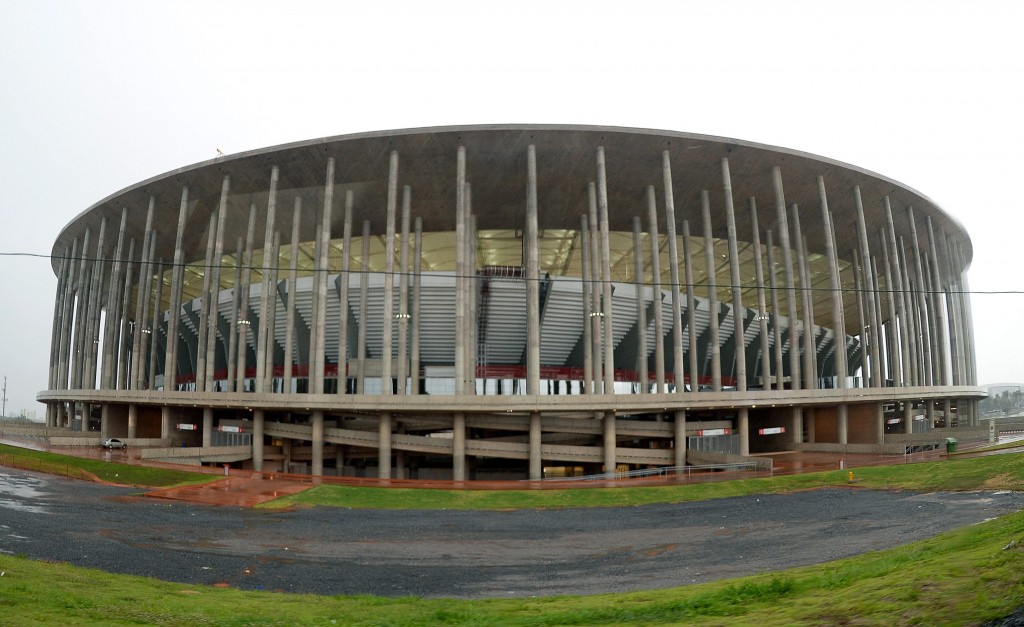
[2,468,1022,599]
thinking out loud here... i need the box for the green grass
[2,501,1024,625]
[265,452,1024,510]
[0,443,215,487]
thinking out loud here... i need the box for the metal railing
[539,462,762,482]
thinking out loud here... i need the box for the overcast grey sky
[1,0,1022,415]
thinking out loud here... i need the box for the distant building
[40,126,983,479]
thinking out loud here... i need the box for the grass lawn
[0,443,215,487]
[264,452,1024,511]
[1,499,1023,625]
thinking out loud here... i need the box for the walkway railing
[539,462,762,482]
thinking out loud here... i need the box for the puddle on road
[0,471,52,513]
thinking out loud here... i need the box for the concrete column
[396,186,411,395]
[682,221,699,392]
[602,411,616,473]
[596,147,615,394]
[466,195,477,395]
[817,180,848,389]
[101,209,128,389]
[148,259,164,391]
[116,238,137,391]
[738,408,749,456]
[99,404,109,439]
[131,200,156,390]
[356,220,370,394]
[161,406,171,440]
[127,404,137,439]
[57,236,80,393]
[381,152,398,397]
[83,219,107,397]
[721,159,746,392]
[283,198,302,393]
[765,231,785,391]
[662,153,685,394]
[587,183,603,393]
[411,217,423,395]
[904,401,913,434]
[791,406,803,445]
[632,216,648,392]
[529,411,542,480]
[526,145,541,395]
[195,211,218,391]
[884,198,913,386]
[378,413,389,477]
[907,207,933,385]
[700,191,721,391]
[313,158,335,395]
[452,413,466,481]
[942,233,963,386]
[48,245,71,396]
[237,204,258,391]
[673,409,686,467]
[838,404,848,445]
[70,228,91,394]
[926,400,936,427]
[879,231,902,386]
[771,168,800,391]
[203,178,230,392]
[202,407,213,448]
[226,238,243,391]
[749,199,772,389]
[853,187,882,387]
[252,409,264,472]
[312,411,324,476]
[454,146,467,396]
[263,235,282,391]
[852,251,869,386]
[581,215,594,394]
[791,205,816,389]
[645,189,665,393]
[255,167,279,393]
[806,408,816,444]
[338,191,354,394]
[927,217,949,385]
[898,236,921,386]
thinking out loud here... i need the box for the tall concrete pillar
[749,200,772,389]
[838,404,848,445]
[662,153,685,394]
[237,205,258,392]
[338,191,354,395]
[204,177,231,392]
[904,401,913,434]
[116,238,137,391]
[252,409,265,472]
[264,234,282,391]
[682,221,699,392]
[195,211,218,391]
[396,186,412,395]
[381,152,398,397]
[283,198,302,393]
[312,411,324,476]
[700,191,721,391]
[312,158,335,395]
[645,189,665,393]
[147,259,164,391]
[907,207,933,385]
[596,147,615,395]
[100,404,110,439]
[721,158,746,393]
[454,146,467,397]
[771,168,800,391]
[227,238,243,391]
[255,167,279,393]
[632,216,648,392]
[356,220,370,394]
[587,184,603,393]
[878,231,901,387]
[791,205,816,389]
[853,187,882,387]
[529,412,542,480]
[817,178,848,391]
[884,198,913,386]
[581,215,594,394]
[525,145,541,395]
[927,217,949,385]
[765,231,785,391]
[101,208,128,390]
[411,217,423,395]
[131,200,156,390]
[452,413,466,481]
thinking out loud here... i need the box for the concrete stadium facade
[39,125,984,479]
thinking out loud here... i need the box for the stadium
[37,125,984,479]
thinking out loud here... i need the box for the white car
[101,438,127,451]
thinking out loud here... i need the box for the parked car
[101,438,127,450]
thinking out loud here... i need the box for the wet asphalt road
[2,468,1023,599]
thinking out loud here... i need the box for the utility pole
[1,376,7,419]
